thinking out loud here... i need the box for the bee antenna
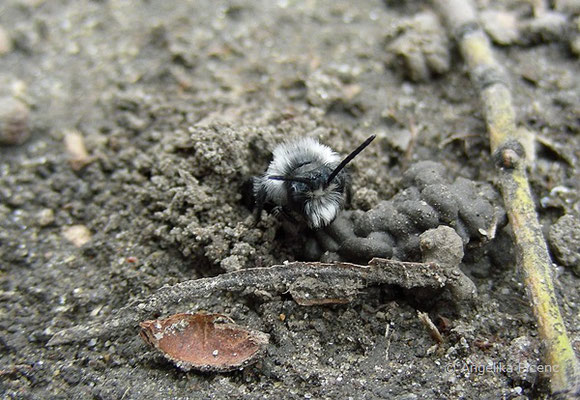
[268,175,312,185]
[326,134,376,186]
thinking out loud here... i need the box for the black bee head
[266,134,375,229]
[286,164,345,203]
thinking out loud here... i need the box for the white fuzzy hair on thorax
[256,137,341,206]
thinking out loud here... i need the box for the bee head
[267,134,375,229]
[296,163,345,195]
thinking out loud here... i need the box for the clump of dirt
[306,160,505,264]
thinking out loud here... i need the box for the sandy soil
[1,0,578,399]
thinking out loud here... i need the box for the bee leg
[241,177,257,210]
[273,206,303,236]
[272,206,299,225]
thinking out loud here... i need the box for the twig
[438,133,480,150]
[48,259,455,346]
[418,311,444,344]
[384,323,392,361]
[432,1,580,397]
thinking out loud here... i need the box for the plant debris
[64,130,93,171]
[47,258,468,346]
[140,313,269,372]
[417,311,444,345]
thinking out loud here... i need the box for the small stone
[0,96,30,145]
[37,209,55,227]
[505,336,541,385]
[378,127,412,152]
[64,130,92,170]
[350,186,380,211]
[480,10,519,45]
[0,25,13,55]
[62,225,92,247]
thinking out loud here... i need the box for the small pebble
[0,96,30,145]
[480,10,519,45]
[64,130,92,170]
[419,226,464,267]
[0,25,13,55]
[62,225,92,247]
[37,209,55,227]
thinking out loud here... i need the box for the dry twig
[432,1,580,397]
[48,258,460,346]
[418,311,444,345]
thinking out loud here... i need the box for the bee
[252,135,375,229]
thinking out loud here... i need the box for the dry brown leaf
[140,313,269,372]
